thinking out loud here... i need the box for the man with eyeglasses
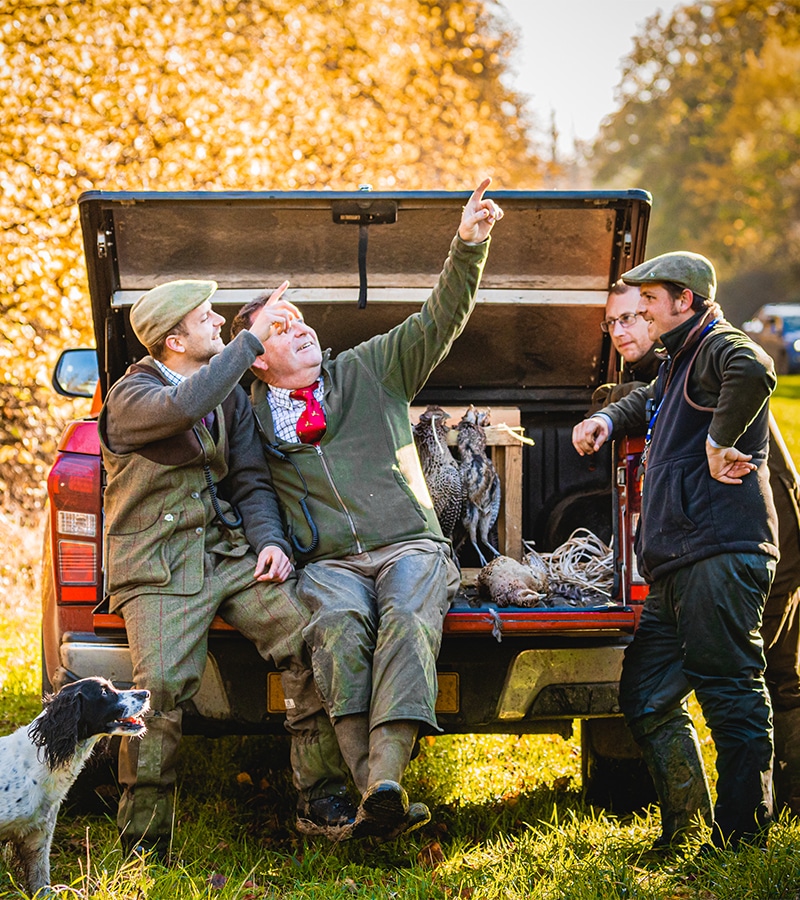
[590,281,662,412]
[573,251,779,854]
[593,276,800,829]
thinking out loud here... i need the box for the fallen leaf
[418,840,446,868]
[208,873,227,889]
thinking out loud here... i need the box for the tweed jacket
[99,331,290,608]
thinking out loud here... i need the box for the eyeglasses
[600,312,641,333]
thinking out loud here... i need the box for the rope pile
[523,528,614,607]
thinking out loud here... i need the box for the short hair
[661,280,710,313]
[148,318,189,361]
[230,292,270,341]
[608,279,635,296]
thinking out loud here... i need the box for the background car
[743,302,800,375]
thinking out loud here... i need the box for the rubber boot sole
[352,780,408,838]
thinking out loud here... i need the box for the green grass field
[1,380,800,898]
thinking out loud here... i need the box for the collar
[268,375,324,406]
[660,308,718,357]
[153,358,186,385]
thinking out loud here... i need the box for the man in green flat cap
[99,279,354,857]
[573,251,779,853]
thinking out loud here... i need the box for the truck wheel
[581,718,657,814]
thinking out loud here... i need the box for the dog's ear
[28,686,82,769]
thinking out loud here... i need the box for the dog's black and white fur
[0,677,149,894]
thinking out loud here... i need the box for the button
[191,492,200,500]
[164,514,174,522]
[195,527,203,535]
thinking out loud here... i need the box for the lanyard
[641,317,719,471]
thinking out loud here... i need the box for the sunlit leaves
[592,0,800,277]
[0,0,542,508]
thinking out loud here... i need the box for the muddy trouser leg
[624,553,775,849]
[298,545,457,786]
[686,554,775,848]
[762,586,800,815]
[219,568,349,805]
[297,562,377,791]
[117,589,217,851]
[620,582,712,846]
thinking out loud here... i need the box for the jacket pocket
[640,459,710,566]
[391,465,430,525]
[106,510,180,592]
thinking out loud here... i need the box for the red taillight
[48,453,101,513]
[616,436,649,605]
[48,447,102,602]
[57,540,97,584]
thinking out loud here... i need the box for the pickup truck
[44,187,654,812]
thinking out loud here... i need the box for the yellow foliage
[0,0,545,509]
[593,0,800,278]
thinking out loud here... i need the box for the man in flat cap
[573,251,779,853]
[99,280,353,857]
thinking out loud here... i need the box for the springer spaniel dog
[0,677,149,894]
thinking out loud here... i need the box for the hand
[572,417,610,456]
[458,177,504,243]
[249,282,295,344]
[706,439,756,484]
[254,545,294,583]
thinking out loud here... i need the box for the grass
[2,379,800,898]
[772,375,800,462]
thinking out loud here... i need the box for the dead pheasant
[455,406,501,566]
[413,405,465,540]
[477,555,548,608]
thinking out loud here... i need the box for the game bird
[413,405,465,540]
[476,554,548,608]
[456,406,501,566]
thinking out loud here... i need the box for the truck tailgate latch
[332,188,398,309]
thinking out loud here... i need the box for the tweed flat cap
[130,279,218,348]
[622,251,716,301]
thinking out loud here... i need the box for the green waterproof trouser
[297,540,459,733]
[116,549,347,847]
[619,552,775,848]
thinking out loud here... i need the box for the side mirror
[52,348,99,398]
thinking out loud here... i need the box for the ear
[28,688,81,768]
[165,333,186,354]
[678,289,694,313]
[252,355,270,376]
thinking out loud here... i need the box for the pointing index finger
[469,177,492,207]
[269,280,290,304]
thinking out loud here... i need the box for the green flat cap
[131,279,218,348]
[622,251,716,301]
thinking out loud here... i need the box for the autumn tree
[591,0,800,293]
[0,0,544,511]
